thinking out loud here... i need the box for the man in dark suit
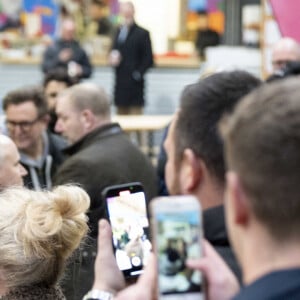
[109,1,153,115]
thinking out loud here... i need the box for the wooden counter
[112,114,173,158]
[112,115,173,132]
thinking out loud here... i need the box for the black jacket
[1,284,65,300]
[111,23,153,107]
[54,123,158,237]
[54,123,158,300]
[42,39,92,79]
[204,205,242,282]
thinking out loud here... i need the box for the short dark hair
[220,77,300,241]
[175,71,261,183]
[3,86,48,117]
[43,68,74,88]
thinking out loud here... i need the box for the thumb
[98,219,114,254]
[93,219,125,293]
[137,253,156,287]
[115,254,157,300]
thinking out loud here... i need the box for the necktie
[118,25,128,43]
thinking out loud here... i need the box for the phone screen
[105,185,151,277]
[155,210,203,297]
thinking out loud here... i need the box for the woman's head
[0,185,89,290]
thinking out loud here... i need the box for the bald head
[55,83,111,144]
[120,1,135,25]
[272,37,300,73]
[60,18,76,41]
[62,83,111,118]
[0,135,27,190]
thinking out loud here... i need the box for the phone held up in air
[102,182,152,278]
[150,195,204,300]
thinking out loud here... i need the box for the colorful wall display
[23,0,58,36]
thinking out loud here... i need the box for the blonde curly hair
[0,185,90,289]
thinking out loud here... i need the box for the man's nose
[19,164,28,177]
[54,119,63,133]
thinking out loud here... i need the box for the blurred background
[0,0,294,113]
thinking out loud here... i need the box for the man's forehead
[56,95,76,113]
[7,100,36,109]
[56,94,71,107]
[6,101,38,116]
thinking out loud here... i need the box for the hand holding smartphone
[103,182,152,278]
[151,196,204,300]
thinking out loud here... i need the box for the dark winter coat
[1,284,65,300]
[42,39,92,79]
[53,123,158,300]
[204,205,242,282]
[54,123,158,237]
[111,23,153,107]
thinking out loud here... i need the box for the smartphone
[102,182,152,278]
[151,196,203,300]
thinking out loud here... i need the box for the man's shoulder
[133,23,150,35]
[233,268,300,300]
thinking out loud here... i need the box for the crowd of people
[1,1,300,300]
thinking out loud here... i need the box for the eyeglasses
[5,117,41,131]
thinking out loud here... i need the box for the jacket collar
[203,205,229,246]
[64,123,122,156]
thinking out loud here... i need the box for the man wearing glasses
[2,86,66,190]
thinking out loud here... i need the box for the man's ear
[80,109,95,130]
[180,148,203,193]
[226,172,249,226]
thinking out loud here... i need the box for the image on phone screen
[106,189,151,276]
[156,210,202,296]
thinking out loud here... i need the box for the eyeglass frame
[5,116,44,131]
[46,92,58,98]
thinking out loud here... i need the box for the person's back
[0,185,89,299]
